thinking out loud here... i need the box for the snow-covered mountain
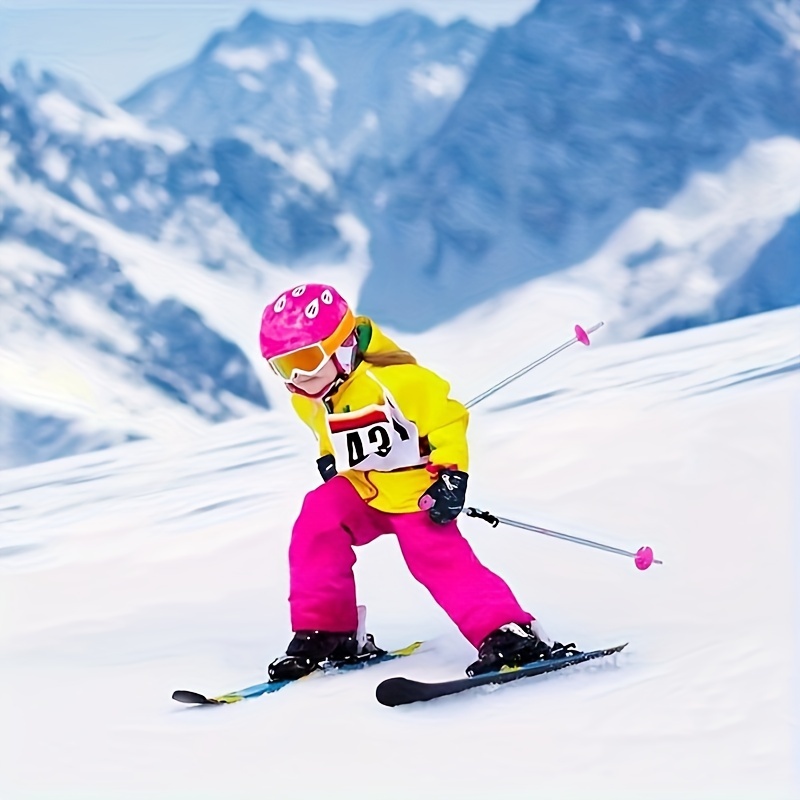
[3,62,348,267]
[0,68,275,468]
[122,11,490,169]
[3,2,800,472]
[359,0,800,330]
[0,186,270,470]
[652,205,800,333]
[1,305,797,798]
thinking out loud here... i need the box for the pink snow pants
[288,476,533,649]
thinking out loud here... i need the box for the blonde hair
[361,350,417,367]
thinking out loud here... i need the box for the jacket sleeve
[377,364,469,472]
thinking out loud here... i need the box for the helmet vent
[305,298,320,319]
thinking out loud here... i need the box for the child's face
[290,357,339,396]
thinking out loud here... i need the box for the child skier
[259,283,575,680]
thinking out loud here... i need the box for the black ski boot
[268,630,385,682]
[466,622,580,677]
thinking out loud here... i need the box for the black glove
[317,454,337,482]
[419,469,468,524]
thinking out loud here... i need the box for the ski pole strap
[464,506,663,567]
[464,507,499,527]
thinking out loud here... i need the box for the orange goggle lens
[268,308,357,382]
[269,343,328,381]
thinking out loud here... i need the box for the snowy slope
[0,306,797,799]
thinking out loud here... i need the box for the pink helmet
[259,284,357,388]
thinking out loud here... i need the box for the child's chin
[289,380,334,399]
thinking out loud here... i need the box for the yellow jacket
[291,318,469,513]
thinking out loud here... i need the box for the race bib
[326,386,426,473]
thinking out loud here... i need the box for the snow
[333,212,371,266]
[623,18,643,42]
[359,1,800,331]
[236,73,265,93]
[234,132,333,193]
[0,143,365,428]
[112,193,131,212]
[279,150,332,193]
[410,62,467,99]
[70,177,103,212]
[0,165,269,462]
[0,305,798,799]
[0,318,212,443]
[769,0,800,51]
[39,147,70,183]
[36,90,186,154]
[363,109,379,131]
[407,135,800,349]
[56,289,140,355]
[0,240,64,281]
[213,41,290,73]
[121,14,488,165]
[581,136,800,337]
[35,91,84,135]
[297,39,337,113]
[131,180,160,211]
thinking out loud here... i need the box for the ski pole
[465,322,603,409]
[464,507,662,570]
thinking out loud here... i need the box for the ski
[375,643,627,707]
[172,641,423,705]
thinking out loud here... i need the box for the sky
[0,0,537,101]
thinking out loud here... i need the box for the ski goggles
[268,309,356,382]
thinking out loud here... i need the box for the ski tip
[394,641,424,657]
[376,677,420,707]
[172,689,214,705]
